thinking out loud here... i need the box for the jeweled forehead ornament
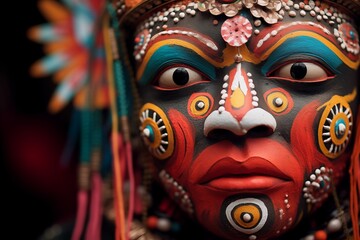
[198,0,282,62]
[221,15,253,62]
[198,0,283,23]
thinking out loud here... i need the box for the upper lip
[189,139,295,189]
[198,157,292,185]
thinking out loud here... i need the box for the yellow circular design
[318,96,352,159]
[232,204,261,229]
[190,96,211,117]
[266,92,288,113]
[139,103,174,160]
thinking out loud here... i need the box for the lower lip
[204,176,288,192]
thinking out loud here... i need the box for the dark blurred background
[0,1,77,239]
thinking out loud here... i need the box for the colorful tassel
[350,106,360,240]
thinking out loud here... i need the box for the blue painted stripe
[261,36,342,75]
[139,45,216,85]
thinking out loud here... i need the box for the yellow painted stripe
[259,31,360,70]
[137,39,227,79]
[137,39,263,80]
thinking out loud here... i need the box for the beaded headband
[116,0,360,27]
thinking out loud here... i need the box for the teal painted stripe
[139,45,216,85]
[261,36,342,76]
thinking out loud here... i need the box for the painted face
[131,0,359,239]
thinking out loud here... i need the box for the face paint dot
[143,128,151,137]
[241,213,253,222]
[335,121,346,137]
[213,19,219,25]
[249,235,257,240]
[273,97,283,107]
[196,101,205,110]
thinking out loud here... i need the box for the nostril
[246,125,274,137]
[206,129,246,140]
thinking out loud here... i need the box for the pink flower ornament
[221,16,253,47]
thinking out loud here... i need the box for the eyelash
[266,60,335,83]
[152,65,210,90]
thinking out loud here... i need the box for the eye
[156,66,205,89]
[269,61,333,82]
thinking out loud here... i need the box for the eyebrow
[250,22,359,69]
[136,43,217,84]
[137,26,251,80]
[150,29,219,52]
[251,21,334,52]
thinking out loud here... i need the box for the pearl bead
[327,218,342,233]
[157,218,171,231]
[304,235,315,240]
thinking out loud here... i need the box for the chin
[188,181,304,240]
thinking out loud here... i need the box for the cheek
[290,100,329,173]
[165,109,196,181]
[140,105,197,215]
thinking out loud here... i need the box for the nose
[203,63,277,137]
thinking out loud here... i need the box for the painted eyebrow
[260,35,345,75]
[150,28,219,52]
[136,27,247,81]
[251,21,334,54]
[136,43,217,85]
[249,22,359,70]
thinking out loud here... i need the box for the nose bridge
[203,62,277,137]
[223,63,255,121]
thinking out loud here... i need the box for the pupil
[173,68,189,85]
[290,62,307,80]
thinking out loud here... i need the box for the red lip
[199,157,291,191]
[189,139,298,193]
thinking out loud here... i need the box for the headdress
[29,0,360,239]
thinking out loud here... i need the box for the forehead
[131,0,360,75]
